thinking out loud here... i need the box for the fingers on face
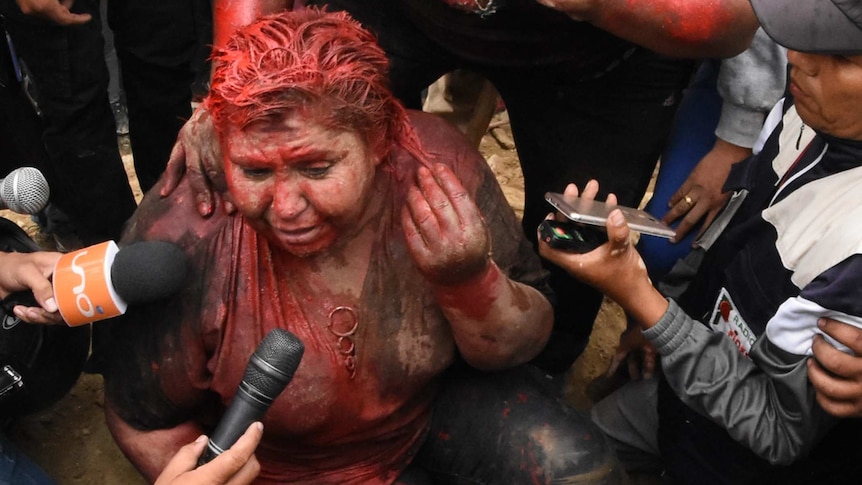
[405,184,441,246]
[410,164,483,238]
[417,165,474,228]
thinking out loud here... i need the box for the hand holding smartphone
[538,219,608,253]
[544,192,675,239]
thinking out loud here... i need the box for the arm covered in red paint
[212,0,291,49]
[535,0,758,58]
[402,163,553,371]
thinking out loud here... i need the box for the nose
[271,175,308,220]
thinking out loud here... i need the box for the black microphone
[198,328,305,466]
[0,167,50,214]
[0,240,189,327]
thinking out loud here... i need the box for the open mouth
[274,225,322,245]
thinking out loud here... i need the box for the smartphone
[0,365,23,398]
[544,192,675,239]
[538,219,607,253]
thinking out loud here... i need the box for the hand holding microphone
[0,251,63,324]
[198,328,305,466]
[1,240,189,327]
[156,422,263,485]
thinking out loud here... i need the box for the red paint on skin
[213,0,268,49]
[433,262,501,320]
[609,0,736,46]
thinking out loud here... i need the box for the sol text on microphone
[198,328,305,466]
[52,240,189,326]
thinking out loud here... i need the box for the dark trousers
[115,52,194,193]
[398,365,622,484]
[0,0,137,244]
[107,0,209,194]
[311,0,695,372]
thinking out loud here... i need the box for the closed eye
[241,167,273,179]
[300,162,334,179]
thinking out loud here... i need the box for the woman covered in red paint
[94,9,620,484]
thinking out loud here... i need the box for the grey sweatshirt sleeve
[715,28,788,148]
[644,299,835,465]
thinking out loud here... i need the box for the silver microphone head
[0,167,50,214]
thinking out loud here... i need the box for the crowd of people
[1,0,862,483]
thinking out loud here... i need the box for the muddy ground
[2,113,627,484]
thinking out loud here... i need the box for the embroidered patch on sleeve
[708,287,757,358]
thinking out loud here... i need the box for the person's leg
[423,70,499,147]
[638,61,722,282]
[311,0,456,109]
[109,0,201,194]
[115,53,194,193]
[412,365,623,484]
[1,0,137,246]
[0,24,53,180]
[488,49,695,373]
[590,378,663,476]
[100,0,128,136]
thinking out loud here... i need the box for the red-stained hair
[205,8,426,165]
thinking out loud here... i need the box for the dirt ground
[1,113,627,484]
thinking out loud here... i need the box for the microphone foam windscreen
[244,329,305,400]
[1,167,50,214]
[110,241,189,304]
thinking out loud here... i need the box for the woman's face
[221,111,382,256]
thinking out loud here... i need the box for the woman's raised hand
[401,163,490,286]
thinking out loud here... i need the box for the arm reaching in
[663,138,748,243]
[809,318,862,418]
[402,163,553,370]
[538,180,669,328]
[540,180,836,464]
[160,107,231,216]
[0,251,62,324]
[155,422,262,485]
[533,0,758,58]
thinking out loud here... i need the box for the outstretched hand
[663,139,748,243]
[606,325,657,381]
[161,107,232,216]
[155,422,262,485]
[0,251,62,324]
[538,180,668,327]
[808,318,862,418]
[15,0,91,25]
[401,163,490,287]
